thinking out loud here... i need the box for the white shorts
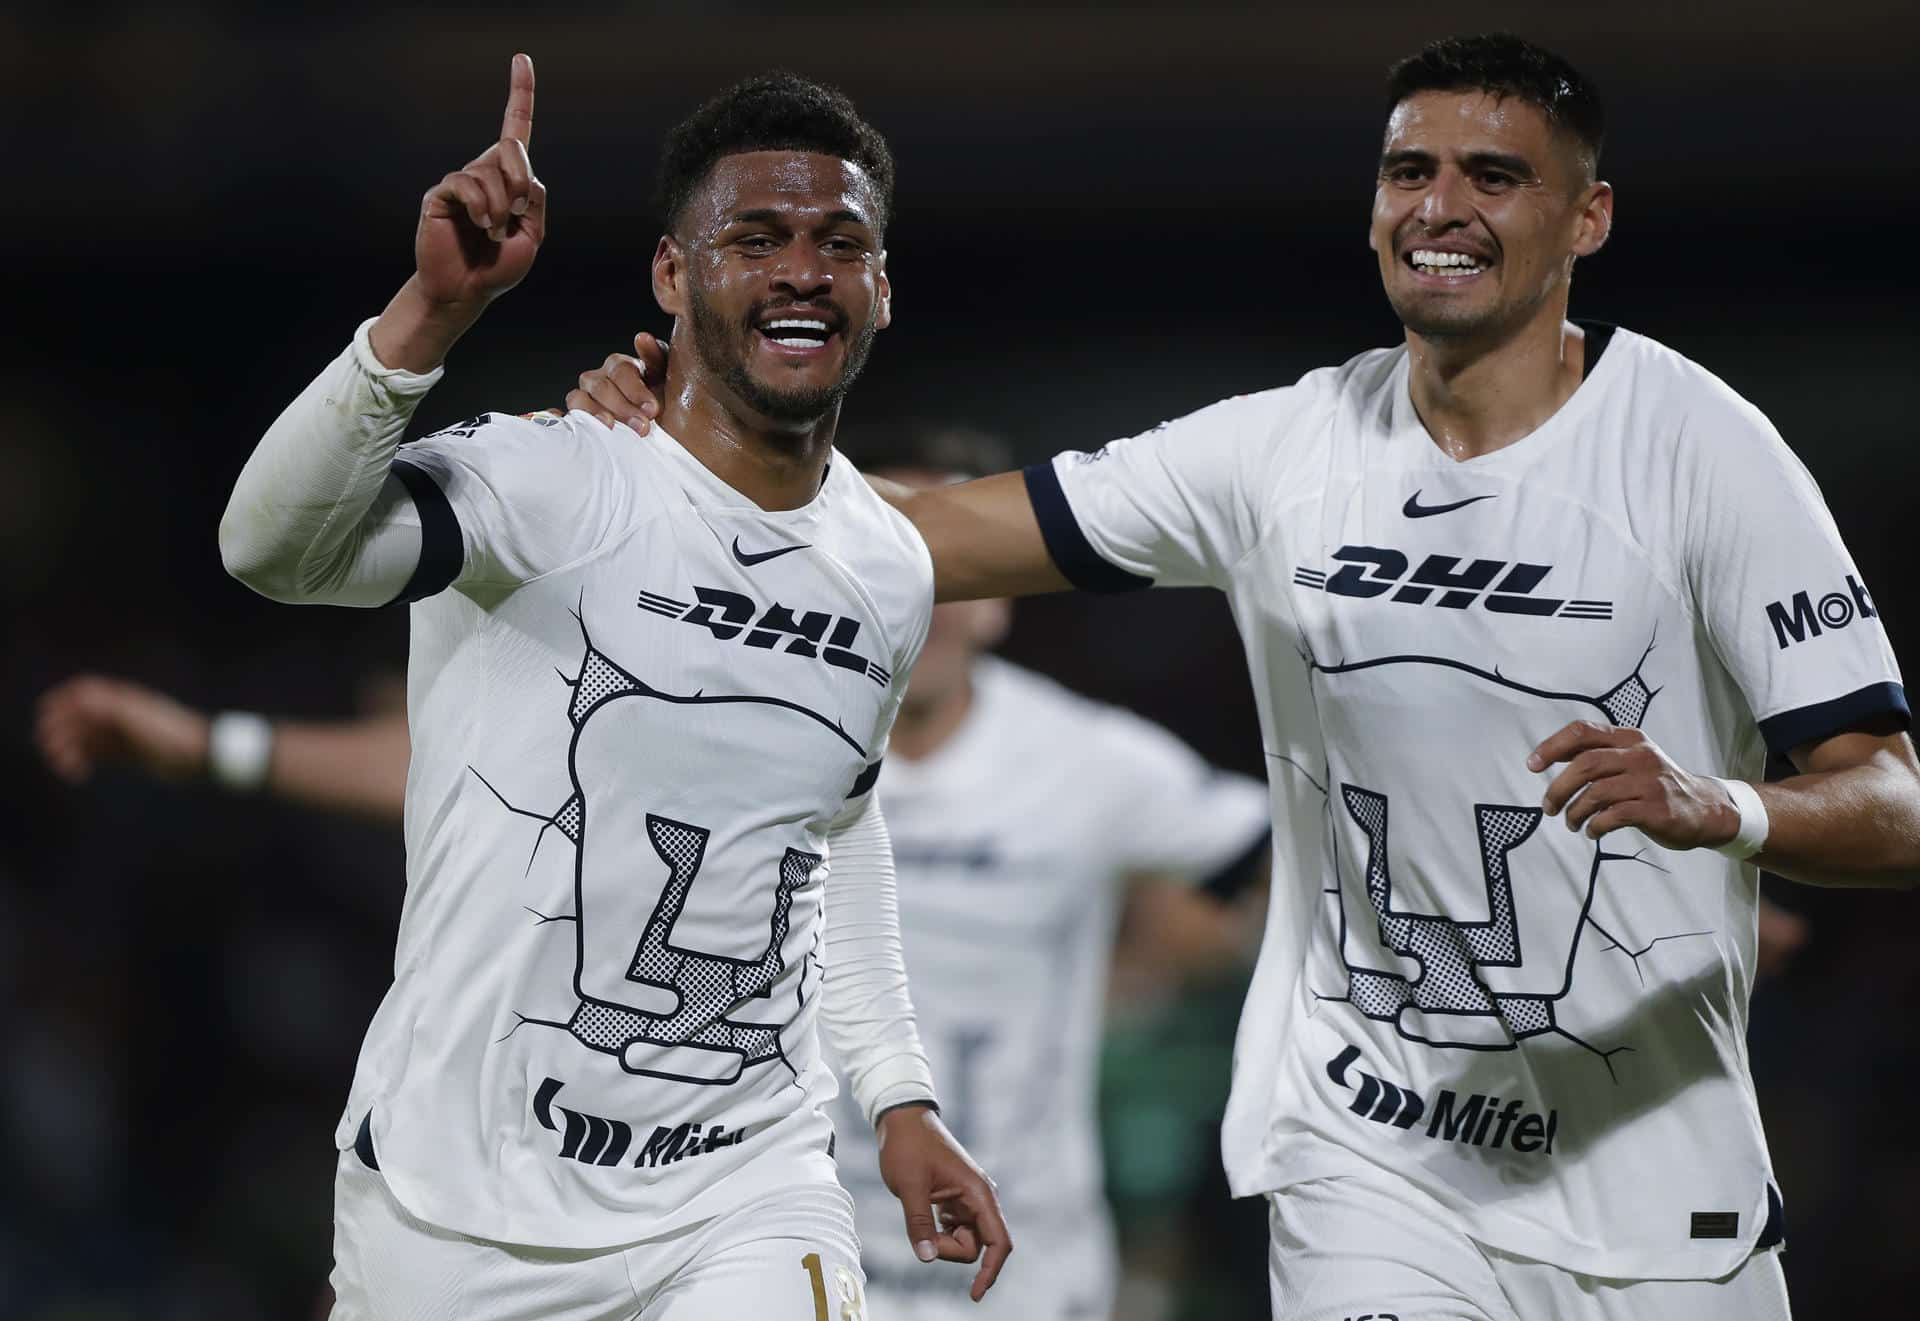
[329,1148,866,1321]
[862,1214,1114,1321]
[1267,1170,1792,1321]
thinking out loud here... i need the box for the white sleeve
[1024,391,1276,592]
[392,407,630,593]
[219,319,443,606]
[221,318,629,608]
[1088,706,1271,895]
[1682,400,1908,756]
[819,792,938,1126]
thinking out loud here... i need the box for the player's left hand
[875,1103,1012,1301]
[1529,721,1741,848]
[563,334,670,432]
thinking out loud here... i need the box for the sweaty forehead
[1383,90,1556,159]
[688,151,879,231]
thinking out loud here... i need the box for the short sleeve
[1023,392,1277,592]
[1683,402,1908,756]
[391,412,629,595]
[1087,706,1271,893]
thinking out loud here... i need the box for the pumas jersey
[827,658,1269,1306]
[338,407,932,1249]
[1028,325,1907,1279]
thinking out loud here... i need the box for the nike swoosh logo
[732,536,811,566]
[1402,490,1498,518]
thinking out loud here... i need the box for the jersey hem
[1253,1129,1774,1281]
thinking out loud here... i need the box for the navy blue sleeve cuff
[1757,681,1910,756]
[388,459,464,604]
[1198,827,1274,901]
[1022,462,1153,594]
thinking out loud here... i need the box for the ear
[1572,180,1614,259]
[652,235,687,317]
[873,250,892,331]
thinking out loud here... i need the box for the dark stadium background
[6,3,1916,1316]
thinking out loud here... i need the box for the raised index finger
[500,52,535,147]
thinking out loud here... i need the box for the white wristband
[1711,777,1769,859]
[208,711,274,793]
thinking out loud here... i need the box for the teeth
[770,337,821,349]
[763,318,830,333]
[1409,249,1485,273]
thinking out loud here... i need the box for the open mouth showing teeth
[1407,249,1489,276]
[758,317,835,348]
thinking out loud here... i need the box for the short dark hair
[836,421,1013,481]
[654,72,895,235]
[1387,34,1606,174]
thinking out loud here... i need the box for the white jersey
[337,407,933,1248]
[1032,325,1907,1279]
[828,658,1269,1299]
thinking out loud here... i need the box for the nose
[1418,165,1474,233]
[771,241,833,301]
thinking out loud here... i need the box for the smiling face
[1370,91,1611,344]
[655,150,891,425]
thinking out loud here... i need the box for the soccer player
[216,58,1007,1319]
[39,432,1274,1321]
[568,32,1919,1319]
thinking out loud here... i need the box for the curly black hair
[654,72,895,234]
[1388,34,1606,176]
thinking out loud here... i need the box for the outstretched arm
[219,54,546,606]
[36,675,410,823]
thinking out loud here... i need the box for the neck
[1404,303,1586,462]
[891,672,976,762]
[657,353,838,511]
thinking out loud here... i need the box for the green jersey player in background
[570,32,1920,1321]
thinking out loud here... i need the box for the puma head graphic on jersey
[1308,637,1708,1078]
[470,607,865,1086]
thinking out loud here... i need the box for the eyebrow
[1378,148,1540,179]
[725,207,874,231]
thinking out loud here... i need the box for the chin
[1391,295,1504,342]
[729,367,845,425]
